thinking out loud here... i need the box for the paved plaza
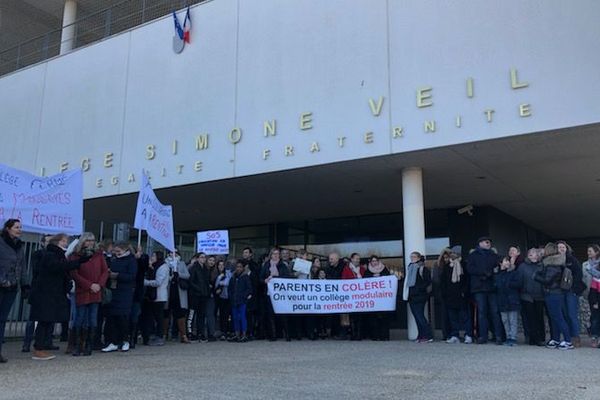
[0,338,598,400]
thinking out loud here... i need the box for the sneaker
[445,336,459,344]
[32,350,56,361]
[545,340,560,349]
[239,336,249,343]
[418,338,433,343]
[558,341,574,350]
[464,335,473,344]
[102,343,119,353]
[121,342,130,352]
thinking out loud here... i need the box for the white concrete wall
[0,0,599,199]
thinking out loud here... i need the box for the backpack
[561,267,573,291]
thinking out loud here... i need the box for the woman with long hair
[557,240,584,347]
[583,244,600,347]
[403,252,433,343]
[364,255,392,341]
[143,250,169,346]
[535,242,573,350]
[0,219,28,362]
[69,232,109,356]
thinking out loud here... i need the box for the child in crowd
[228,261,253,343]
[495,256,520,346]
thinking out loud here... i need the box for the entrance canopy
[85,123,600,239]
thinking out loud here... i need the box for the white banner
[133,173,175,251]
[196,230,229,254]
[0,163,83,235]
[267,276,398,314]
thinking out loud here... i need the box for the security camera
[457,205,474,216]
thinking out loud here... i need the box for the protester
[557,241,584,347]
[69,232,109,356]
[514,248,546,346]
[0,219,28,363]
[404,252,433,343]
[440,246,473,344]
[341,253,365,340]
[260,248,291,341]
[143,251,169,346]
[535,243,573,350]
[204,255,218,342]
[102,242,137,353]
[583,244,600,347]
[466,237,503,345]
[363,255,391,341]
[215,259,232,340]
[28,234,90,361]
[131,246,148,348]
[241,247,260,340]
[22,234,54,353]
[188,252,211,342]
[164,250,191,344]
[94,239,114,350]
[495,256,520,346]
[326,252,346,338]
[228,260,253,342]
[432,248,451,342]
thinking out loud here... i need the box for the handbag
[101,287,112,305]
[178,278,190,291]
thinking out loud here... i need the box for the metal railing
[0,0,207,78]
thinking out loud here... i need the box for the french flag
[183,6,191,44]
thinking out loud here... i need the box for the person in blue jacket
[228,260,253,343]
[102,242,137,352]
[495,256,521,346]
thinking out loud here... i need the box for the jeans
[590,304,600,337]
[447,306,473,338]
[546,293,571,343]
[564,292,580,337]
[205,297,216,337]
[473,292,503,342]
[500,311,518,341]
[74,303,100,329]
[409,301,432,340]
[68,293,77,329]
[232,303,247,333]
[0,288,18,354]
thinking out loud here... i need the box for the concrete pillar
[402,167,426,340]
[60,0,78,54]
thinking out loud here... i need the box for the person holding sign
[260,248,291,341]
[0,219,28,363]
[363,255,392,341]
[29,233,92,361]
[341,253,366,341]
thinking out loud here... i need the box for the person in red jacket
[69,232,109,356]
[342,253,366,340]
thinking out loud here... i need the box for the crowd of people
[1,218,599,363]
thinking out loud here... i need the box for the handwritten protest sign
[133,173,175,251]
[292,258,312,275]
[267,276,398,314]
[196,230,229,254]
[0,163,83,235]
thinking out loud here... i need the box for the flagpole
[137,228,142,248]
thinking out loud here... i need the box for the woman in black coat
[102,242,137,352]
[259,248,291,341]
[29,234,88,360]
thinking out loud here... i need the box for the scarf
[402,262,421,301]
[269,260,279,277]
[349,263,362,278]
[368,261,385,276]
[450,257,463,283]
